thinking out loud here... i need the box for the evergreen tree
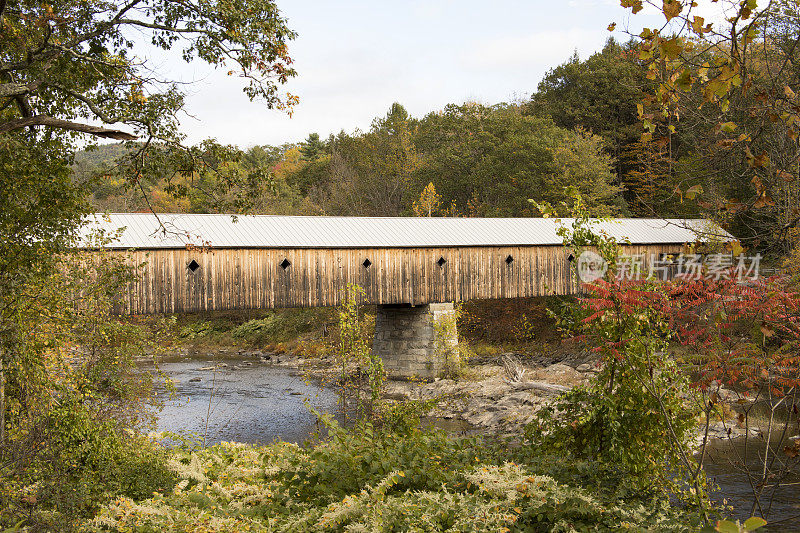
[299,133,327,161]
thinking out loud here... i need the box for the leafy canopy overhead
[0,0,297,141]
[616,0,800,251]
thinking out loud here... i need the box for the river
[144,351,800,529]
[145,352,340,444]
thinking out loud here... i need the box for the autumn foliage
[582,272,800,397]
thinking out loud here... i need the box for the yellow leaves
[784,85,796,100]
[740,0,757,20]
[698,61,710,81]
[685,184,703,200]
[746,146,770,168]
[621,0,644,14]
[753,193,775,208]
[691,15,705,34]
[662,0,683,21]
[413,182,442,217]
[607,22,617,31]
[728,240,745,257]
[719,121,737,133]
[659,37,683,61]
[674,69,694,91]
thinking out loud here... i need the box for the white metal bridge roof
[78,213,733,249]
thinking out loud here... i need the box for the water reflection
[704,437,800,530]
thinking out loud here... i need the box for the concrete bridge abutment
[372,302,459,380]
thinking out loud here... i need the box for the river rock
[544,362,575,375]
[506,391,539,405]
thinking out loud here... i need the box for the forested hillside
[75,34,800,258]
[76,40,655,221]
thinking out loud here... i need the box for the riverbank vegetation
[3,0,800,530]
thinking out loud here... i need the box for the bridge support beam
[373,303,459,380]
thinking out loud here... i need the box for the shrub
[89,425,699,532]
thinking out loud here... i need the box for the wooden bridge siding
[112,244,685,314]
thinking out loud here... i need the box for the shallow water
[144,353,340,445]
[704,437,800,530]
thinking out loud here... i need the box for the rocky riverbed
[165,346,770,445]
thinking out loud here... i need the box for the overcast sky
[149,0,668,148]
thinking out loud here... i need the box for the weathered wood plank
[106,243,688,313]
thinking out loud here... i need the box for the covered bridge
[81,213,725,314]
[80,213,728,378]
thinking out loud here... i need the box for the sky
[143,0,669,148]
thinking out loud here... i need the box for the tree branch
[0,115,136,139]
[50,84,121,124]
[0,82,40,99]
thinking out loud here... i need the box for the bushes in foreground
[90,421,698,532]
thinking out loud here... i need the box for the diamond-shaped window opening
[436,256,447,268]
[188,259,200,272]
[567,253,575,263]
[505,255,514,265]
[362,258,372,268]
[280,258,291,270]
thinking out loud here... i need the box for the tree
[0,2,298,522]
[526,39,649,191]
[616,0,800,252]
[299,133,327,161]
[414,103,625,217]
[412,182,442,217]
[325,103,421,216]
[1,0,296,140]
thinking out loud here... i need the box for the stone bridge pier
[372,303,459,380]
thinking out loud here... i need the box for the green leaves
[1,1,297,143]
